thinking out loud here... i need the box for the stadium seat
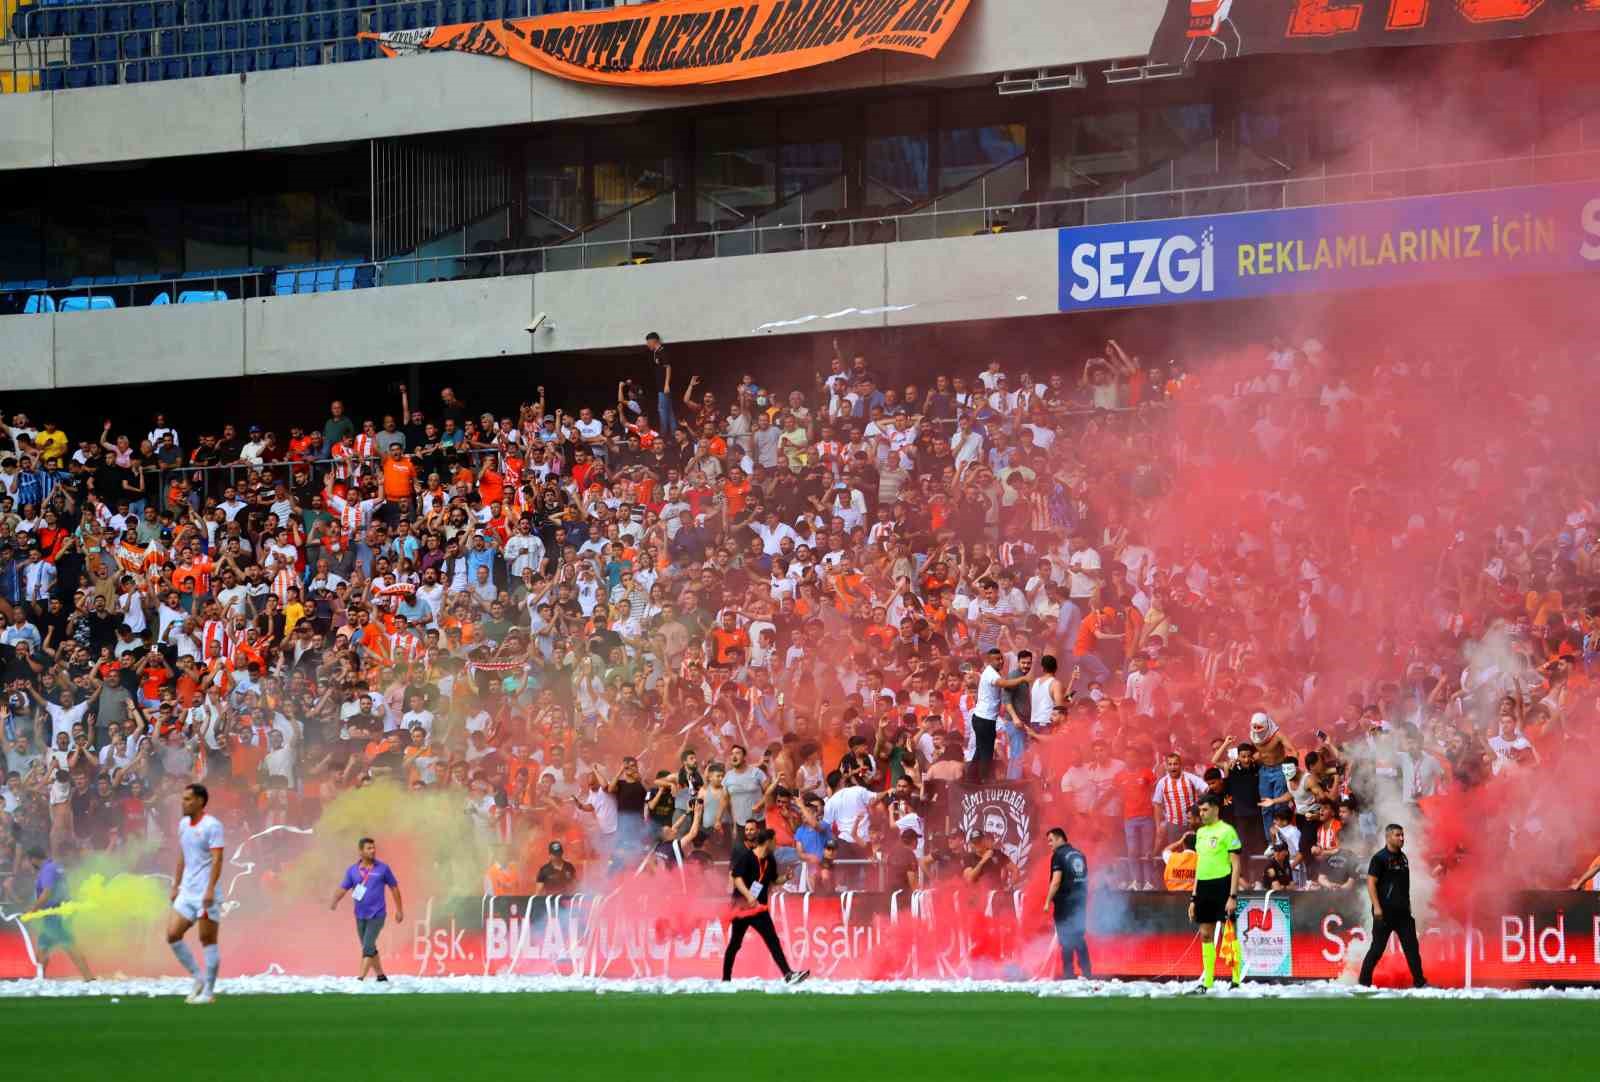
[104,4,131,32]
[178,290,228,303]
[65,65,95,89]
[150,292,172,305]
[281,0,304,14]
[96,34,119,61]
[336,10,356,34]
[100,62,121,84]
[153,0,178,26]
[244,21,261,46]
[41,66,65,90]
[67,6,101,36]
[130,1,154,27]
[313,267,335,291]
[124,59,146,82]
[160,56,186,78]
[269,46,294,67]
[334,265,356,290]
[202,25,221,51]
[418,0,438,24]
[124,32,151,57]
[438,0,459,22]
[229,49,255,71]
[203,52,227,75]
[23,295,56,314]
[9,9,32,39]
[180,27,200,52]
[300,43,321,64]
[59,296,118,311]
[181,0,207,23]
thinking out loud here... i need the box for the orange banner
[363,0,972,86]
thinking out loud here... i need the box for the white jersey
[178,813,225,898]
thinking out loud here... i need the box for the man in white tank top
[1030,655,1073,732]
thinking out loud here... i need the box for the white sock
[203,944,220,991]
[170,941,200,979]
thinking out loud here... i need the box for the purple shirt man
[331,837,404,981]
[339,859,399,920]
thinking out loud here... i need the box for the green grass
[6,992,1593,1080]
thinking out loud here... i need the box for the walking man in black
[724,828,810,985]
[1359,823,1428,988]
[1044,827,1091,979]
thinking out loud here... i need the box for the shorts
[356,915,385,958]
[173,895,222,923]
[1191,876,1233,925]
[36,916,72,952]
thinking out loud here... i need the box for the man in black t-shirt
[535,841,578,895]
[960,832,1015,888]
[645,332,674,437]
[1359,823,1427,987]
[723,829,809,985]
[1044,827,1091,978]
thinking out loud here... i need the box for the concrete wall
[0,0,1168,169]
[0,229,1060,386]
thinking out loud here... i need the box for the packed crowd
[1,326,1595,909]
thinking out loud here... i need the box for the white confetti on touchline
[2,974,1597,1000]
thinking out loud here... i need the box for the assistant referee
[1188,793,1242,992]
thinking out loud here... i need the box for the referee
[723,828,809,985]
[1359,823,1428,988]
[1188,793,1242,993]
[330,836,404,982]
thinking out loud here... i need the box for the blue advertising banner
[1057,181,1600,313]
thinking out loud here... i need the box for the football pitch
[8,988,1594,1080]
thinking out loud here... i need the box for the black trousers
[1359,912,1426,987]
[723,909,791,981]
[968,715,997,781]
[1054,916,1092,979]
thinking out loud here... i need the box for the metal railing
[9,142,1600,312]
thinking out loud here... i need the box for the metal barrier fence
[10,143,1600,311]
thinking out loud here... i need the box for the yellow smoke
[21,873,168,930]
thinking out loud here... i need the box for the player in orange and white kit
[167,783,225,1004]
[1183,0,1240,63]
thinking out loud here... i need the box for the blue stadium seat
[239,0,260,15]
[159,29,176,52]
[203,52,227,75]
[70,37,94,64]
[104,4,131,32]
[336,11,355,34]
[124,32,151,57]
[150,292,172,305]
[418,1,438,24]
[439,0,459,23]
[178,290,229,303]
[280,0,304,14]
[181,0,207,24]
[59,296,117,311]
[461,0,481,21]
[100,62,120,84]
[9,10,31,39]
[272,271,295,295]
[130,1,154,27]
[65,65,96,88]
[223,23,240,48]
[96,35,119,61]
[244,21,261,46]
[40,7,67,36]
[23,295,56,314]
[334,265,356,290]
[161,56,186,78]
[123,59,146,82]
[67,6,101,36]
[202,26,221,50]
[265,18,285,43]
[353,264,377,289]
[228,50,256,71]
[301,43,321,64]
[313,267,336,291]
[378,5,398,31]
[180,28,200,52]
[270,46,295,67]
[153,1,178,26]
[304,12,329,38]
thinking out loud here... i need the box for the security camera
[526,312,549,334]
